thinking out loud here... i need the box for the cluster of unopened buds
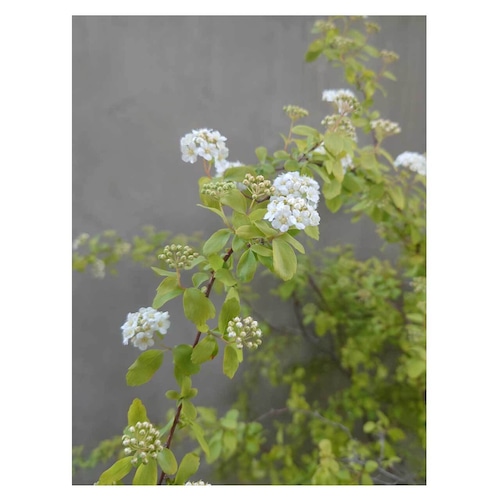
[370,118,401,141]
[322,89,360,115]
[380,49,400,64]
[242,173,275,200]
[227,316,263,350]
[201,180,236,198]
[158,244,199,270]
[122,422,163,466]
[321,114,358,141]
[283,104,309,120]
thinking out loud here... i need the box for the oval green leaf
[126,350,164,387]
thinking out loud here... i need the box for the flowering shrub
[73,16,425,485]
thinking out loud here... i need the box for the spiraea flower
[180,129,229,165]
[227,316,263,350]
[91,259,106,279]
[185,480,212,486]
[122,422,163,466]
[264,172,321,233]
[394,152,426,176]
[72,232,90,250]
[322,89,359,115]
[158,244,200,270]
[121,307,171,350]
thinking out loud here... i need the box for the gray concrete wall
[72,15,425,484]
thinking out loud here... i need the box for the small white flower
[394,151,426,175]
[120,307,171,350]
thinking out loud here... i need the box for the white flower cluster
[227,316,263,350]
[91,259,106,279]
[122,422,163,466]
[121,307,170,350]
[264,172,321,233]
[180,128,229,164]
[72,232,90,250]
[322,89,359,114]
[185,480,212,486]
[394,152,426,176]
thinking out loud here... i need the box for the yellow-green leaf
[133,459,157,485]
[157,448,177,475]
[272,238,297,281]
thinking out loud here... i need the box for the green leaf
[126,350,164,386]
[304,225,319,240]
[223,165,256,182]
[291,125,320,138]
[223,344,240,379]
[192,271,210,288]
[407,359,426,379]
[235,224,264,240]
[219,297,241,335]
[273,149,290,160]
[151,267,176,277]
[127,398,148,426]
[191,421,211,458]
[361,472,373,485]
[221,189,248,214]
[197,203,225,220]
[284,159,300,172]
[363,421,377,433]
[325,196,343,213]
[324,132,344,155]
[173,344,201,382]
[182,400,197,420]
[207,431,223,464]
[255,146,268,162]
[236,248,258,282]
[183,288,216,331]
[191,336,217,364]
[323,178,342,199]
[157,448,177,475]
[215,268,237,286]
[382,70,397,81]
[331,158,345,182]
[364,460,378,474]
[97,456,133,485]
[280,233,305,254]
[250,243,273,257]
[133,460,157,485]
[174,452,200,485]
[248,207,269,222]
[203,228,232,256]
[388,185,405,210]
[165,390,180,400]
[207,253,224,270]
[253,219,279,237]
[272,238,297,281]
[152,276,184,309]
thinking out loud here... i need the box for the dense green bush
[73,16,425,485]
